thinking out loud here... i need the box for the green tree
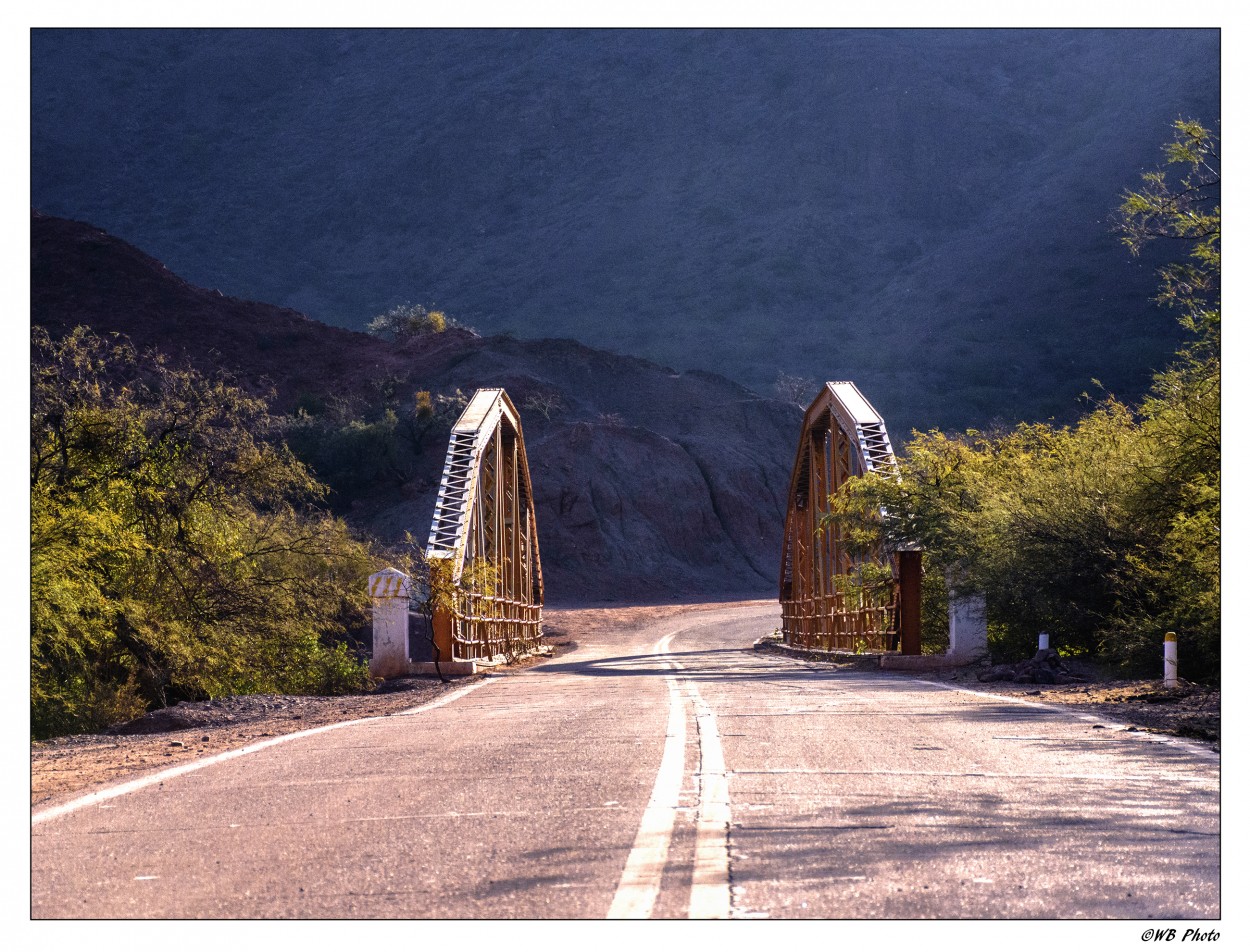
[825,120,1220,679]
[1111,118,1220,675]
[1116,118,1219,344]
[31,327,376,737]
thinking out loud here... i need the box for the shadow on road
[534,646,836,683]
[532,645,1217,776]
[528,638,1219,919]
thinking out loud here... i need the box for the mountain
[30,28,1219,435]
[32,211,802,603]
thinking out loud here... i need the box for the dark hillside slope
[32,212,801,601]
[30,210,406,406]
[30,28,1219,434]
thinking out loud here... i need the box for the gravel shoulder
[920,665,1221,749]
[753,639,1219,752]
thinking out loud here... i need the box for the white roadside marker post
[1164,631,1178,688]
[1038,631,1050,651]
[369,567,412,680]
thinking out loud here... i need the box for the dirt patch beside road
[754,638,1219,752]
[30,679,462,811]
[924,667,1220,749]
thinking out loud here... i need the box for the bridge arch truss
[426,388,544,661]
[779,381,921,654]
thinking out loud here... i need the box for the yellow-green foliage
[31,327,377,738]
[829,381,1218,677]
[365,303,459,340]
[393,542,500,619]
[827,121,1219,679]
[1117,119,1220,341]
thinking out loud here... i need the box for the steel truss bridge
[779,381,921,654]
[425,388,544,662]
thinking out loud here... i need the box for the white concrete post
[1038,631,1050,651]
[946,583,989,663]
[369,567,411,680]
[1164,631,1178,688]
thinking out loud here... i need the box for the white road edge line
[919,678,1221,761]
[606,632,686,919]
[31,680,490,827]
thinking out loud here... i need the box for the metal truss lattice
[426,389,544,661]
[778,381,920,654]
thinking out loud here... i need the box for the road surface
[31,603,1219,918]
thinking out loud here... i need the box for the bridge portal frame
[778,382,921,655]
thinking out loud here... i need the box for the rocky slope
[31,29,1220,434]
[32,211,802,601]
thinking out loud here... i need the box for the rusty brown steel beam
[897,549,923,656]
[778,382,919,654]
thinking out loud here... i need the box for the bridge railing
[450,592,543,661]
[780,581,899,653]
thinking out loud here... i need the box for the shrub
[366,303,474,340]
[31,327,377,737]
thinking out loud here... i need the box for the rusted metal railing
[450,592,543,661]
[780,583,900,653]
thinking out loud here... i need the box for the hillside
[30,28,1219,435]
[31,211,801,602]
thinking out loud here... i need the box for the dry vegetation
[928,666,1219,746]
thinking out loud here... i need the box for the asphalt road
[31,603,1220,919]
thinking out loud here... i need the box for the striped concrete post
[369,567,411,680]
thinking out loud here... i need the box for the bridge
[369,388,545,677]
[373,380,923,676]
[32,384,1218,920]
[779,381,921,655]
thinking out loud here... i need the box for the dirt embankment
[31,211,800,604]
[929,666,1220,747]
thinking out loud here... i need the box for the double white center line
[607,631,733,919]
[687,678,731,918]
